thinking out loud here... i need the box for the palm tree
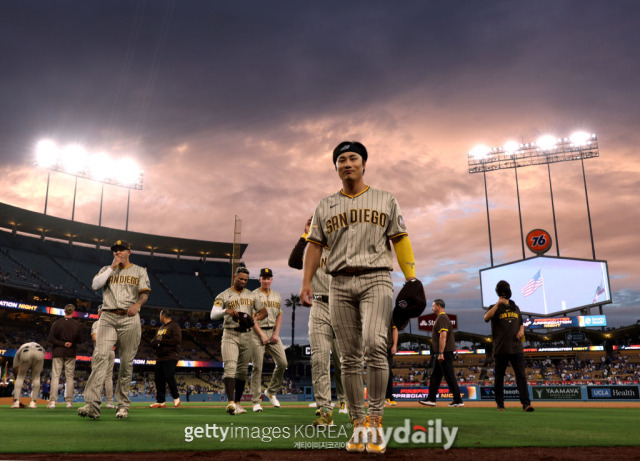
[285,294,300,346]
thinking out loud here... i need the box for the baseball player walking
[210,267,268,415]
[91,306,115,409]
[149,309,182,408]
[289,217,347,426]
[419,299,464,407]
[48,304,83,409]
[250,268,288,412]
[11,342,45,408]
[300,141,419,454]
[79,240,151,420]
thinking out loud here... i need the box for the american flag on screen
[593,281,605,303]
[521,270,543,297]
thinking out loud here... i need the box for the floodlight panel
[87,152,114,182]
[61,145,88,175]
[570,131,591,146]
[117,158,142,187]
[503,140,519,154]
[36,140,59,168]
[536,135,557,151]
[469,144,490,159]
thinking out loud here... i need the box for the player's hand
[391,345,397,355]
[516,330,524,340]
[300,285,313,307]
[227,309,239,319]
[438,353,444,363]
[269,335,278,344]
[260,335,269,345]
[127,303,140,317]
[110,253,126,269]
[304,216,312,234]
[64,342,72,348]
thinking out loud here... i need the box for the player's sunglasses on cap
[111,240,131,252]
[260,268,273,278]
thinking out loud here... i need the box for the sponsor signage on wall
[418,314,458,332]
[587,386,640,400]
[480,386,522,400]
[532,386,581,400]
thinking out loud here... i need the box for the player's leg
[426,357,444,403]
[310,305,334,412]
[83,314,118,415]
[105,350,115,406]
[164,359,180,402]
[331,335,346,404]
[385,348,394,403]
[154,360,167,404]
[330,274,365,420]
[13,359,29,403]
[49,357,63,405]
[493,354,508,409]
[511,353,532,409]
[249,333,265,405]
[114,315,141,412]
[265,339,287,396]
[31,352,45,403]
[221,330,239,404]
[359,271,393,418]
[63,358,76,405]
[441,353,463,404]
[234,332,251,406]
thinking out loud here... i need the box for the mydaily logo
[184,418,458,450]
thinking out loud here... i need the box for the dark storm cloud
[3,0,639,166]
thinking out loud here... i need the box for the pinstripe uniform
[13,342,45,402]
[83,263,151,416]
[91,320,115,406]
[216,287,258,381]
[250,287,288,404]
[308,186,407,419]
[308,247,346,410]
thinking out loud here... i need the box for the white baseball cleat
[308,402,317,408]
[253,403,263,412]
[174,398,181,407]
[264,390,280,408]
[116,408,128,419]
[29,401,37,409]
[78,404,100,420]
[11,400,21,409]
[235,404,247,414]
[226,403,237,415]
[106,403,115,409]
[47,401,56,409]
[66,403,73,409]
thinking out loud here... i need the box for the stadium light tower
[468,132,599,263]
[35,139,144,231]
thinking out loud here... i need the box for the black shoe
[523,405,535,412]
[497,406,505,411]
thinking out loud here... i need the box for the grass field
[1,402,639,454]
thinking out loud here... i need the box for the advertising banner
[587,386,639,400]
[531,386,581,400]
[479,386,522,400]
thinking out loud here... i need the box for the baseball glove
[392,278,427,330]
[237,312,255,330]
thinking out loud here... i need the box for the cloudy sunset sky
[1,1,638,341]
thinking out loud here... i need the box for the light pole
[468,132,599,261]
[34,140,144,230]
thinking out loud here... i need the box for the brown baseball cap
[111,240,131,252]
[260,268,274,278]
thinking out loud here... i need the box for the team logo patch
[399,300,408,309]
[398,215,406,229]
[214,299,223,307]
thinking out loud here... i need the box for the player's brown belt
[105,309,128,316]
[261,326,274,330]
[313,294,329,302]
[331,268,387,277]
